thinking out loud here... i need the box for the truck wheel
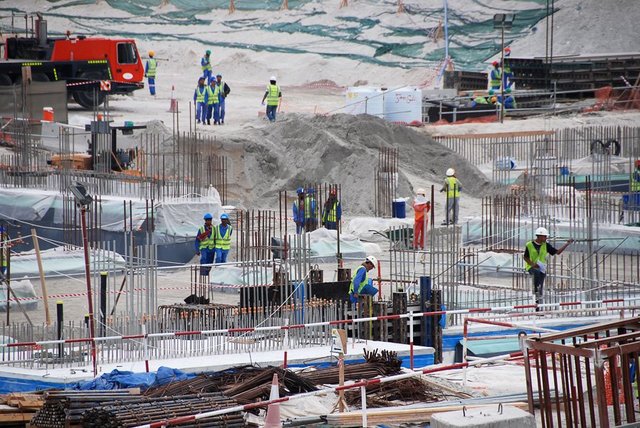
[72,72,106,109]
[0,74,11,86]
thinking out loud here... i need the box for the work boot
[207,120,211,125]
[197,120,201,124]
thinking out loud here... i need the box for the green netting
[3,0,554,70]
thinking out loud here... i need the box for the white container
[383,86,422,124]
[344,87,384,118]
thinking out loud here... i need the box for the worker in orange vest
[413,188,431,249]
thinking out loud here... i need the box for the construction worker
[470,94,489,108]
[206,79,220,125]
[440,168,461,225]
[0,226,7,277]
[502,88,516,109]
[413,188,431,249]
[489,61,502,91]
[201,50,213,84]
[322,187,341,230]
[215,74,230,125]
[261,76,281,122]
[502,47,514,89]
[348,256,379,304]
[523,227,573,308]
[214,213,233,264]
[632,160,640,192]
[304,187,318,232]
[195,213,215,276]
[292,187,305,234]
[145,50,157,96]
[193,77,209,124]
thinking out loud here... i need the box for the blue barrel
[559,166,570,176]
[392,199,406,218]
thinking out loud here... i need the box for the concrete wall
[0,81,68,123]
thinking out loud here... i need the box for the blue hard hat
[307,187,315,194]
[220,213,229,220]
[203,213,213,220]
[296,187,304,195]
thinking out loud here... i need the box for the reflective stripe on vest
[215,225,232,250]
[525,241,548,271]
[632,171,640,192]
[198,226,215,250]
[207,85,219,104]
[202,58,212,72]
[445,177,460,198]
[349,265,368,294]
[195,87,206,103]
[266,84,280,106]
[147,59,157,77]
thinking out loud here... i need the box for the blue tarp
[74,366,193,391]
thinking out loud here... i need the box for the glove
[261,101,265,106]
[196,251,200,256]
[144,74,147,78]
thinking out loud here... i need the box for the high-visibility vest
[146,59,157,77]
[632,171,640,192]
[304,195,316,219]
[215,225,232,250]
[201,57,212,72]
[195,86,206,103]
[266,84,280,106]
[198,226,215,250]
[207,85,219,104]
[474,96,488,104]
[217,81,226,98]
[445,177,460,198]
[525,241,548,271]
[323,200,339,223]
[348,265,368,294]
[490,68,502,88]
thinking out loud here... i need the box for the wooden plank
[0,412,36,422]
[432,130,554,139]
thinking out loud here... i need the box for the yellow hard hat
[148,50,155,57]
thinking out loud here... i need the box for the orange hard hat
[636,159,640,167]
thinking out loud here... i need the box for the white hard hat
[365,255,378,266]
[416,188,426,195]
[270,75,277,81]
[535,227,549,236]
[446,168,455,177]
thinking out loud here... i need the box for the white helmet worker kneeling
[348,256,379,304]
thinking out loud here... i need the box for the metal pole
[81,206,98,377]
[500,26,505,124]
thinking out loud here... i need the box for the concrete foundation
[431,405,535,428]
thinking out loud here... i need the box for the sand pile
[216,114,497,214]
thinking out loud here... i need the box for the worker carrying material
[195,213,215,276]
[145,50,157,96]
[413,188,431,249]
[214,213,233,264]
[193,77,209,124]
[304,187,318,232]
[523,227,573,308]
[215,74,231,125]
[201,50,213,84]
[440,168,461,225]
[292,187,305,235]
[261,76,282,122]
[348,256,379,304]
[322,187,341,230]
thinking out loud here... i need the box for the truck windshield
[117,42,138,64]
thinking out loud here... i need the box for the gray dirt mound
[218,114,498,214]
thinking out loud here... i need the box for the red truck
[0,13,144,108]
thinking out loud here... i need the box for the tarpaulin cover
[74,366,193,391]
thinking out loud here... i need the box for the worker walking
[413,188,431,249]
[348,256,379,304]
[322,187,341,230]
[193,77,209,124]
[304,187,318,232]
[201,50,213,84]
[195,213,215,276]
[214,213,233,264]
[440,168,461,225]
[489,61,502,91]
[292,188,305,234]
[145,50,157,96]
[261,76,282,122]
[206,80,220,125]
[523,227,573,308]
[215,74,230,125]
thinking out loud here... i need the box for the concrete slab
[431,404,535,428]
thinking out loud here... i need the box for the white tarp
[346,216,413,242]
[307,228,366,262]
[0,277,38,310]
[9,246,126,277]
